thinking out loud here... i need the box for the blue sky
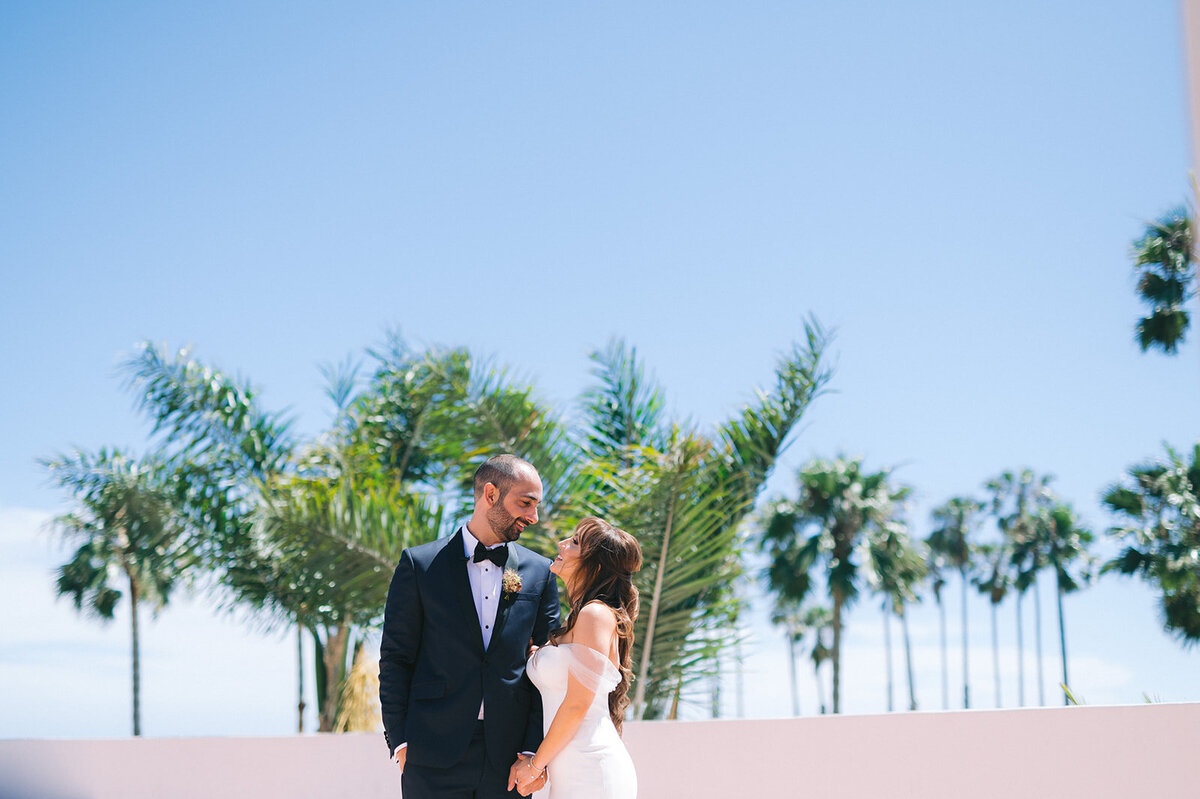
[2,1,1198,737]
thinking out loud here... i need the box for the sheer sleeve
[562,643,620,693]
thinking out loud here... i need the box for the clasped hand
[507,753,547,796]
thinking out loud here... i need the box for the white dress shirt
[461,523,505,655]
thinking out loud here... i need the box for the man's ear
[482,482,498,507]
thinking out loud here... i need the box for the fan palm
[1103,442,1200,647]
[926,496,982,708]
[769,600,833,717]
[759,455,907,714]
[986,469,1054,706]
[974,543,1010,708]
[867,519,926,711]
[1033,503,1093,703]
[1130,205,1196,354]
[925,544,950,709]
[806,606,834,714]
[42,448,196,736]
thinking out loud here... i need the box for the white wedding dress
[527,643,637,798]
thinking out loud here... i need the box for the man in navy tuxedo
[379,455,560,798]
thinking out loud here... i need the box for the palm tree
[759,456,908,714]
[1129,205,1196,354]
[575,323,833,719]
[986,469,1054,706]
[807,606,834,714]
[770,599,832,716]
[119,341,499,729]
[42,448,196,736]
[868,520,926,711]
[1103,442,1200,646]
[771,599,806,716]
[1034,503,1093,703]
[119,325,830,727]
[974,543,1010,708]
[927,497,982,708]
[925,544,950,709]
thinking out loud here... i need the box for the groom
[379,454,560,798]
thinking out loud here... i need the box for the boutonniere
[502,568,522,598]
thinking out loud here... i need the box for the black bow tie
[473,542,509,568]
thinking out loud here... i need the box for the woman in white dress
[512,517,642,799]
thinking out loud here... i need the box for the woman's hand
[508,754,547,796]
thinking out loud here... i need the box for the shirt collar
[461,523,504,557]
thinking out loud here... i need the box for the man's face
[485,468,543,543]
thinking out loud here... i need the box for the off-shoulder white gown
[527,643,637,798]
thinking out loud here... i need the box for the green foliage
[1061,683,1085,706]
[42,447,198,735]
[1103,442,1200,646]
[974,543,1011,606]
[581,338,667,460]
[1131,206,1196,354]
[1035,503,1094,595]
[43,448,195,618]
[867,521,927,612]
[985,468,1055,592]
[758,454,908,713]
[927,496,983,577]
[68,320,830,727]
[566,321,833,718]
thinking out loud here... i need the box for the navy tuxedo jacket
[378,529,560,769]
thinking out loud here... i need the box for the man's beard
[487,501,525,543]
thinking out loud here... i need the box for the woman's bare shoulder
[576,600,618,632]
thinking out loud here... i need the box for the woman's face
[550,529,583,584]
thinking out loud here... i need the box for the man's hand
[507,754,547,796]
[393,745,407,773]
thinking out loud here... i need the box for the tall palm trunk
[1032,574,1045,706]
[128,574,141,737]
[814,660,827,715]
[734,637,745,718]
[318,625,350,732]
[1015,592,1024,706]
[937,594,948,709]
[831,593,844,714]
[900,604,917,711]
[1056,572,1070,705]
[297,624,306,733]
[786,632,800,716]
[710,657,721,718]
[990,601,1001,708]
[960,567,970,709]
[882,599,894,712]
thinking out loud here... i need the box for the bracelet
[529,756,547,774]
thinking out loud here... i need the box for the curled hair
[473,454,535,499]
[549,516,642,732]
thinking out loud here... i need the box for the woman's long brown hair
[548,516,642,733]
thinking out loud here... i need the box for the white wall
[2,704,1198,799]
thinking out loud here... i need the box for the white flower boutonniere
[502,568,522,599]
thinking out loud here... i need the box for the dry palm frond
[334,646,382,733]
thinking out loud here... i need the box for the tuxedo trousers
[401,721,523,799]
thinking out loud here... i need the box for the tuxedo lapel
[440,529,485,653]
[488,545,519,651]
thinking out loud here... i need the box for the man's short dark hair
[473,454,536,499]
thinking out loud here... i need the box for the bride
[511,517,642,798]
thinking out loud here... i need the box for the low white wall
[2,704,1197,798]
